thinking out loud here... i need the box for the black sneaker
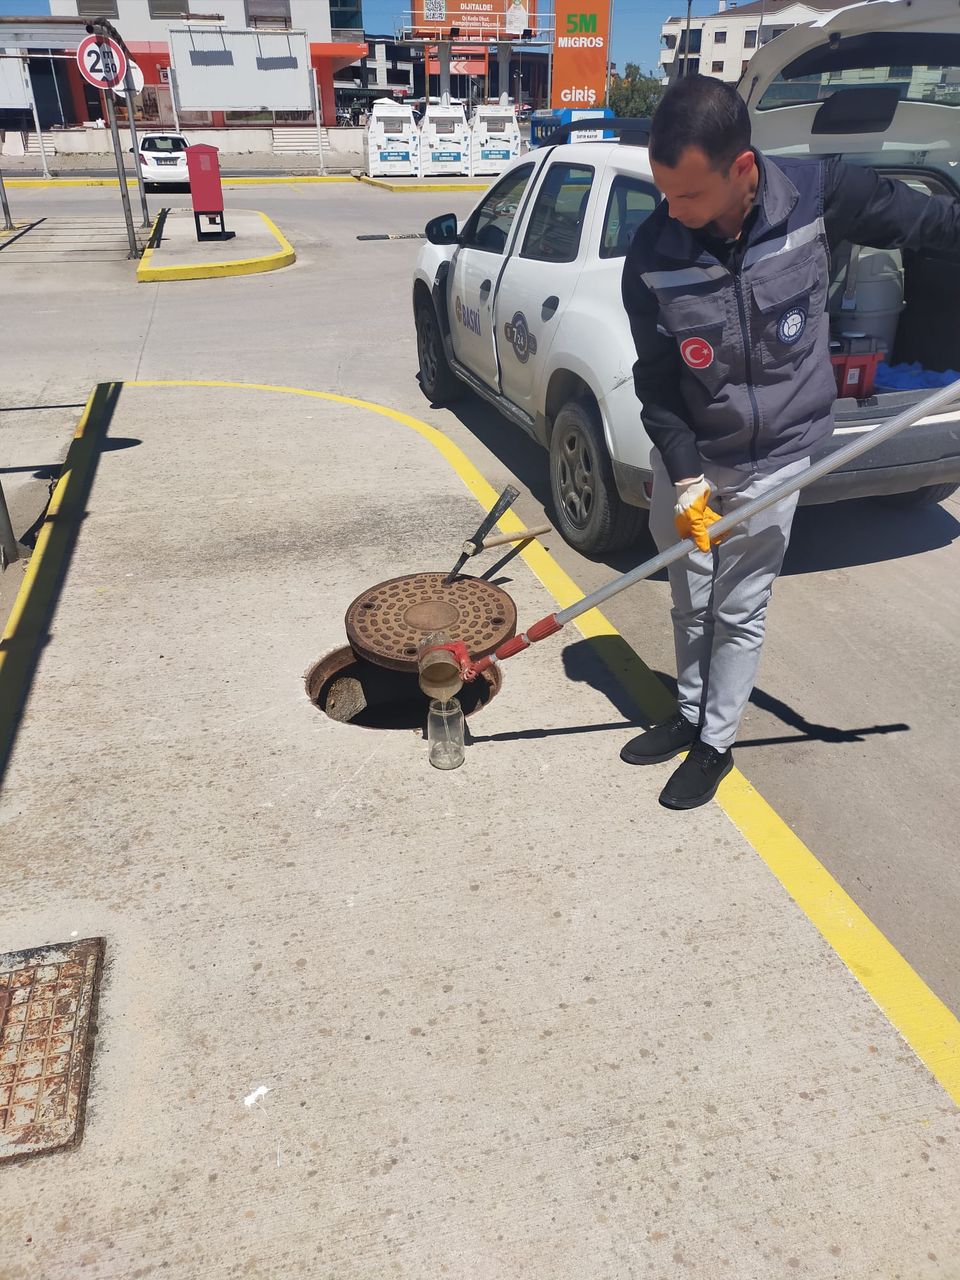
[659,742,733,810]
[620,711,699,766]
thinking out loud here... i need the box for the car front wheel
[415,299,461,405]
[549,398,646,555]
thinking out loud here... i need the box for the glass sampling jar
[428,698,465,770]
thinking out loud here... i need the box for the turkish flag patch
[680,337,715,370]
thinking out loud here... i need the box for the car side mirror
[425,213,458,245]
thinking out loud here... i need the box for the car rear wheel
[549,398,647,555]
[416,299,461,405]
[875,482,959,508]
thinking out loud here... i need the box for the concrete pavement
[1,380,959,1278]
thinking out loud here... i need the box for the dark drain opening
[306,646,501,730]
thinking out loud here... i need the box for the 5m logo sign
[552,0,610,109]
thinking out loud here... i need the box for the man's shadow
[467,634,908,749]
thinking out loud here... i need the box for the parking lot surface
[1,182,958,1277]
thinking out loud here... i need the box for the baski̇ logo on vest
[777,306,806,344]
[455,295,482,336]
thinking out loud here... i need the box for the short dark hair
[649,75,751,172]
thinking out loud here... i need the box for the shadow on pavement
[0,382,128,790]
[441,392,960,576]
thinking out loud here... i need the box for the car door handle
[541,295,560,319]
[479,279,492,300]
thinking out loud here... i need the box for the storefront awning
[310,42,368,73]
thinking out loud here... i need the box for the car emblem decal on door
[455,295,482,336]
[503,311,538,363]
[777,306,806,344]
[680,336,714,369]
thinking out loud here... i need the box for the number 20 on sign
[76,34,127,90]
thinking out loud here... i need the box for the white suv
[412,0,960,554]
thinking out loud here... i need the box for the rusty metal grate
[345,572,517,672]
[0,937,104,1164]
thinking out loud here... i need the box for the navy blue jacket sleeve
[823,158,960,256]
[621,244,704,484]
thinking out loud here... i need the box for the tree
[607,64,664,119]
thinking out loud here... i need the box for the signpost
[551,0,611,110]
[77,31,138,258]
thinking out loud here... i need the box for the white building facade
[659,0,841,84]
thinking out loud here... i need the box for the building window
[77,0,119,17]
[714,30,726,44]
[744,29,757,48]
[662,33,677,49]
[148,0,190,18]
[246,0,292,26]
[330,1,363,31]
[712,60,724,73]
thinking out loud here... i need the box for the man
[620,75,960,811]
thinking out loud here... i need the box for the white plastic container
[364,98,420,177]
[829,245,905,354]
[469,101,522,177]
[421,100,470,177]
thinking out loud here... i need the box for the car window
[599,175,659,259]
[520,163,594,264]
[460,164,535,255]
[142,136,187,152]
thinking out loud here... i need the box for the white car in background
[412,0,960,554]
[134,132,190,188]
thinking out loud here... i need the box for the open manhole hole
[306,646,501,729]
[307,572,515,730]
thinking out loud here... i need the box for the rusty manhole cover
[345,572,517,672]
[0,937,104,1164]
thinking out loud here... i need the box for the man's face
[651,145,754,232]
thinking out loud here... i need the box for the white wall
[48,0,332,43]
[13,124,366,153]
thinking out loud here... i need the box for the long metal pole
[682,0,693,78]
[311,67,326,175]
[103,78,139,258]
[0,481,24,569]
[557,377,960,626]
[24,58,50,179]
[49,50,66,125]
[169,65,181,132]
[123,67,151,228]
[0,166,13,232]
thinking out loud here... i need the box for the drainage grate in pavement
[0,937,104,1164]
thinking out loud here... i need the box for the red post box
[185,143,235,242]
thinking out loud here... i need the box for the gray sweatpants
[649,450,811,751]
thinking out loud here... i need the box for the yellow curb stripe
[7,178,139,188]
[17,374,956,1107]
[136,210,294,283]
[0,386,99,673]
[7,175,353,188]
[358,175,487,193]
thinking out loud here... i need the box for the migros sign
[551,0,610,111]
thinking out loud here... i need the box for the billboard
[168,26,313,111]
[412,1,536,41]
[0,51,30,110]
[551,0,610,110]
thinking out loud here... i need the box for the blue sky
[0,0,709,76]
[361,1,713,74]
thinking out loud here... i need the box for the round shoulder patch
[680,336,715,370]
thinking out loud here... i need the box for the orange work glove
[674,476,722,552]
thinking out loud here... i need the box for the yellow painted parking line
[136,210,295,283]
[7,375,957,1106]
[358,175,487,193]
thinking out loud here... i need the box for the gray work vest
[640,154,837,473]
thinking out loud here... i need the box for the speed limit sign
[76,34,127,90]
